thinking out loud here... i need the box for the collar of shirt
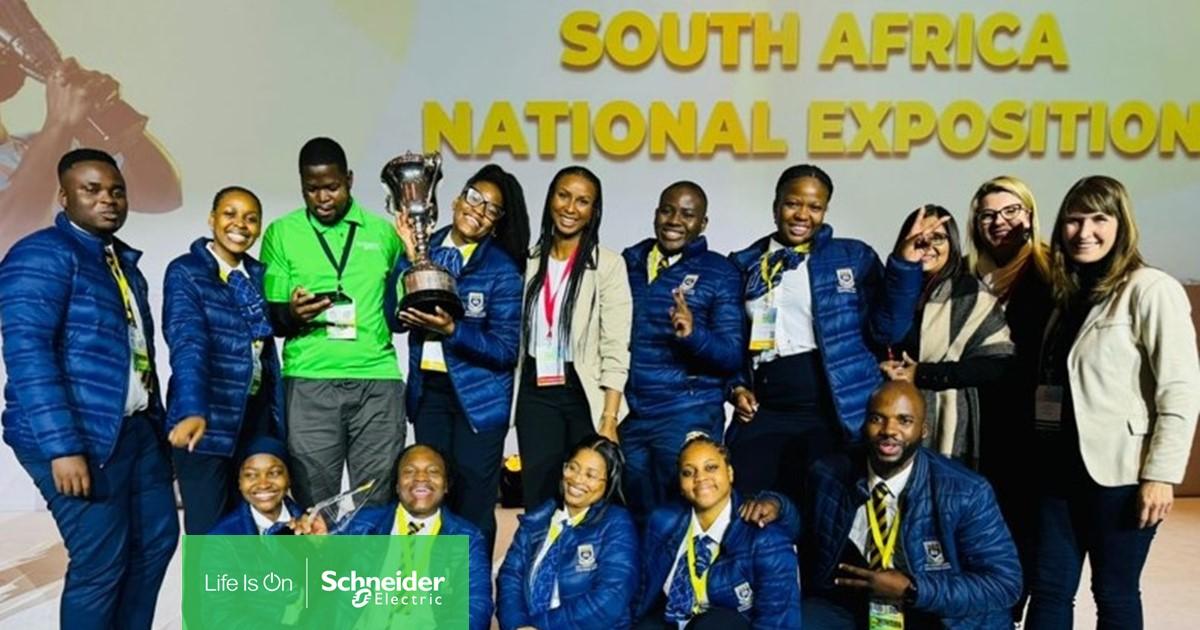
[306,201,366,233]
[440,232,479,261]
[393,504,442,535]
[251,503,292,534]
[689,498,733,544]
[867,459,915,499]
[647,245,682,281]
[206,241,248,280]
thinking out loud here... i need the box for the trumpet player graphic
[0,0,181,255]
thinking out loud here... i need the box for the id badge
[535,340,566,386]
[748,302,778,351]
[325,297,357,341]
[130,326,151,374]
[1034,385,1064,431]
[868,599,904,630]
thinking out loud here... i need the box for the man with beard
[619,181,744,523]
[745,381,1021,628]
[260,137,405,508]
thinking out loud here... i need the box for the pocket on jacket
[1126,416,1150,435]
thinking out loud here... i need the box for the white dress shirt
[746,240,817,367]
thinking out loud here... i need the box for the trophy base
[399,289,464,320]
[400,264,463,319]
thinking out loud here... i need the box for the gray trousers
[285,378,406,508]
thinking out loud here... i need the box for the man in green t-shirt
[260,137,405,507]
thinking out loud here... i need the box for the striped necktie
[865,482,893,569]
[407,520,423,535]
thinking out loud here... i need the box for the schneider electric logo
[321,570,448,608]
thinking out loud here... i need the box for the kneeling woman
[635,434,801,630]
[497,436,638,630]
[209,436,302,535]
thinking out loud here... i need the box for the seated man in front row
[747,380,1021,629]
[296,444,492,630]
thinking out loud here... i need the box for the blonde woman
[965,175,1054,623]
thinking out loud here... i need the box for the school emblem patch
[465,292,486,317]
[679,273,700,294]
[836,267,856,293]
[923,540,948,569]
[576,543,596,570]
[734,582,754,611]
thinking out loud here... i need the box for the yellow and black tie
[866,482,892,570]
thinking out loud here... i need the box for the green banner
[182,535,470,629]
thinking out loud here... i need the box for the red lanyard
[541,250,579,337]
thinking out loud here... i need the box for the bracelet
[600,413,619,422]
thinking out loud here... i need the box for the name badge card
[325,296,357,341]
[748,302,778,351]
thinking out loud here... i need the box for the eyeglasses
[562,461,606,486]
[977,204,1027,226]
[916,233,949,249]
[461,186,504,220]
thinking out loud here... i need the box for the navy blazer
[636,493,802,629]
[340,502,493,630]
[384,228,523,433]
[208,497,303,535]
[162,238,284,456]
[1,212,164,462]
[496,500,638,630]
[794,447,1022,628]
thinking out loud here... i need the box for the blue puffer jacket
[162,238,284,456]
[385,228,522,433]
[622,237,745,417]
[209,497,303,535]
[636,493,802,629]
[497,499,638,630]
[799,448,1022,628]
[729,225,923,437]
[0,212,164,462]
[340,502,493,630]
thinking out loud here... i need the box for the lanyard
[686,520,720,609]
[104,247,138,327]
[312,220,358,293]
[866,493,901,570]
[541,250,579,337]
[394,506,443,537]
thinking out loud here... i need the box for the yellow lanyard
[104,248,137,326]
[648,246,674,282]
[547,507,589,547]
[394,505,443,536]
[686,520,720,610]
[459,242,478,266]
[757,243,810,299]
[866,493,901,569]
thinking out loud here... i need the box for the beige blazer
[1050,267,1200,486]
[519,245,632,427]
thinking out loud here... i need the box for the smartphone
[311,290,348,304]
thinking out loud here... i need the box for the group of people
[0,137,1197,630]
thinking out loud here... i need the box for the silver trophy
[381,151,463,319]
